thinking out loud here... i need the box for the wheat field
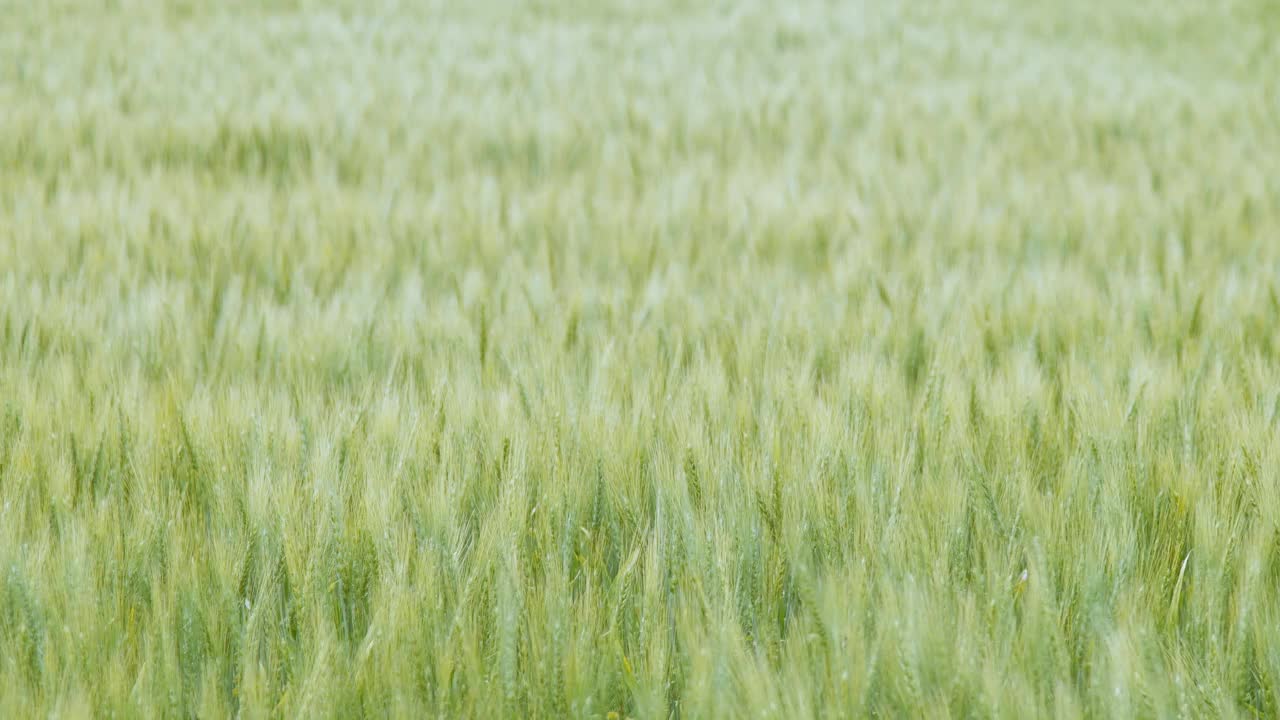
[2,1,1280,717]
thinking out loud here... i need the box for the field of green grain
[2,1,1280,717]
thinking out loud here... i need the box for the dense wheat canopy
[2,0,1280,717]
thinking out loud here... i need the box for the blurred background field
[2,1,1279,717]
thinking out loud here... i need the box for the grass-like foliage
[2,1,1280,717]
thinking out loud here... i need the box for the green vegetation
[3,1,1280,717]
